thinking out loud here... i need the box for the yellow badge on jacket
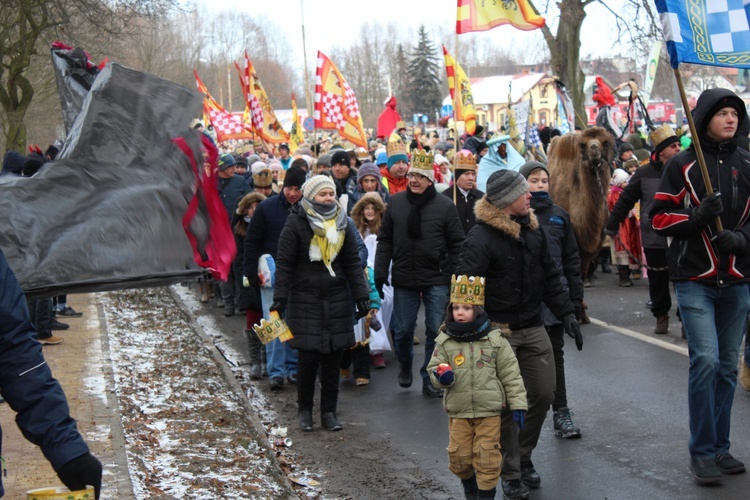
[454,354,465,366]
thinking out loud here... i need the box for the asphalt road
[203,267,750,499]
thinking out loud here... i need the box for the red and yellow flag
[195,71,254,142]
[443,46,477,135]
[456,0,545,34]
[290,93,304,152]
[314,51,367,148]
[241,51,289,144]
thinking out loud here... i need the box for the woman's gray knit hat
[486,169,528,208]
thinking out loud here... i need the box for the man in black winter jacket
[605,125,682,334]
[442,150,484,235]
[650,88,750,484]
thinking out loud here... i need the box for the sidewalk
[0,294,133,498]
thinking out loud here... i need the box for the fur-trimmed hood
[350,192,386,223]
[236,192,267,216]
[473,197,538,240]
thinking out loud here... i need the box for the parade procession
[3,0,750,498]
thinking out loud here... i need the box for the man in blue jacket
[0,247,102,498]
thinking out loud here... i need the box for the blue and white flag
[656,0,750,69]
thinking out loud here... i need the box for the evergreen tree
[392,44,410,118]
[404,25,442,126]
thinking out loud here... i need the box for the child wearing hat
[428,275,527,500]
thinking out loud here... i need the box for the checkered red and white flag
[194,71,253,142]
[240,51,289,145]
[314,51,367,148]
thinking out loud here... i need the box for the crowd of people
[2,86,750,499]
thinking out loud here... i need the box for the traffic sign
[440,104,453,117]
[303,116,315,132]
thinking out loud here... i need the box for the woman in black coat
[271,175,370,432]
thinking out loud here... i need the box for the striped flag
[195,71,254,142]
[456,0,545,34]
[314,51,367,148]
[443,45,477,135]
[241,51,289,144]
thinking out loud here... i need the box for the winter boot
[260,348,268,377]
[553,407,582,438]
[298,410,313,432]
[244,329,262,379]
[460,474,478,500]
[500,479,529,500]
[477,487,496,499]
[600,248,612,273]
[321,412,343,431]
[654,315,669,335]
[520,460,540,489]
[618,266,633,287]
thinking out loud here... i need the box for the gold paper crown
[649,124,677,149]
[355,147,370,160]
[396,120,406,131]
[450,275,486,306]
[453,151,477,172]
[386,138,407,157]
[253,315,293,344]
[410,149,435,171]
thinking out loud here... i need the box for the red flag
[195,71,253,142]
[314,51,367,148]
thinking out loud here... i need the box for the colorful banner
[456,0,545,34]
[241,51,289,144]
[314,51,368,148]
[290,93,303,151]
[195,71,254,142]
[443,45,477,135]
[642,41,662,106]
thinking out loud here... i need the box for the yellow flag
[443,46,476,135]
[456,0,545,34]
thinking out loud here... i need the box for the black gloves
[375,278,388,300]
[693,192,723,226]
[713,230,749,254]
[57,452,103,500]
[270,299,287,318]
[573,301,584,322]
[356,299,371,320]
[603,220,618,237]
[562,313,583,351]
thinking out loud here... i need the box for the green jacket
[427,327,527,419]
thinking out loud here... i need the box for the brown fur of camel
[548,127,614,308]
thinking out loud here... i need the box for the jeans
[260,286,297,379]
[745,324,750,368]
[675,281,750,460]
[392,285,450,385]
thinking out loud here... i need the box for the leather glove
[375,278,388,300]
[433,363,454,385]
[512,410,525,431]
[269,299,287,318]
[57,452,103,500]
[693,192,723,226]
[573,301,584,322]
[713,230,748,254]
[355,299,371,320]
[563,313,583,351]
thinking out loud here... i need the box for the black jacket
[443,184,484,235]
[457,198,574,329]
[650,88,750,285]
[607,161,668,249]
[243,191,296,279]
[375,189,465,287]
[273,207,369,353]
[530,194,583,326]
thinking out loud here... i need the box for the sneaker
[269,377,283,391]
[413,335,420,345]
[356,378,369,386]
[57,306,83,317]
[50,319,69,330]
[372,353,386,369]
[654,315,669,335]
[690,458,723,484]
[500,478,529,500]
[39,335,64,345]
[520,460,541,489]
[740,363,750,392]
[553,407,581,438]
[715,453,746,474]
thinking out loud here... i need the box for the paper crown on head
[649,124,677,149]
[453,150,477,172]
[355,147,370,160]
[386,137,407,157]
[408,149,435,181]
[450,275,486,306]
[396,120,406,131]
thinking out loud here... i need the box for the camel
[548,127,614,321]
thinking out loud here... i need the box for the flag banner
[456,0,546,34]
[195,71,254,142]
[243,52,289,144]
[557,99,571,134]
[314,51,368,148]
[443,45,477,135]
[290,93,304,151]
[234,60,251,125]
[642,40,662,105]
[656,0,750,69]
[554,80,575,134]
[512,99,531,142]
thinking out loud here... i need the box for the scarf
[301,197,348,277]
[405,184,437,239]
[445,309,492,342]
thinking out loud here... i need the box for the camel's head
[579,129,612,173]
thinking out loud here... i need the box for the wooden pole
[453,32,459,206]
[673,67,723,232]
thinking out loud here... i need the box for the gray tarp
[0,63,214,298]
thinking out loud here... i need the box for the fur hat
[357,162,382,185]
[236,192,267,215]
[302,174,336,200]
[611,168,630,186]
[649,124,680,157]
[283,165,307,188]
[251,161,273,188]
[519,160,549,179]
[485,169,528,209]
[331,150,350,167]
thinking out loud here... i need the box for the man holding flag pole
[652,0,750,485]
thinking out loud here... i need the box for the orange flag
[195,71,254,142]
[314,51,367,148]
[241,51,289,145]
[443,46,476,135]
[456,0,545,34]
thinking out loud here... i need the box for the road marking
[588,317,688,356]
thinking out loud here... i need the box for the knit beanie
[617,142,634,158]
[357,162,382,184]
[283,165,307,188]
[2,151,24,175]
[375,151,388,166]
[246,153,262,165]
[485,169,528,209]
[611,168,629,186]
[302,174,336,200]
[331,150,350,167]
[519,160,549,179]
[317,153,333,168]
[268,159,283,172]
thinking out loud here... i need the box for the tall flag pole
[242,51,290,146]
[314,51,368,148]
[443,45,477,136]
[656,0,750,231]
[195,71,254,142]
[456,0,545,34]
